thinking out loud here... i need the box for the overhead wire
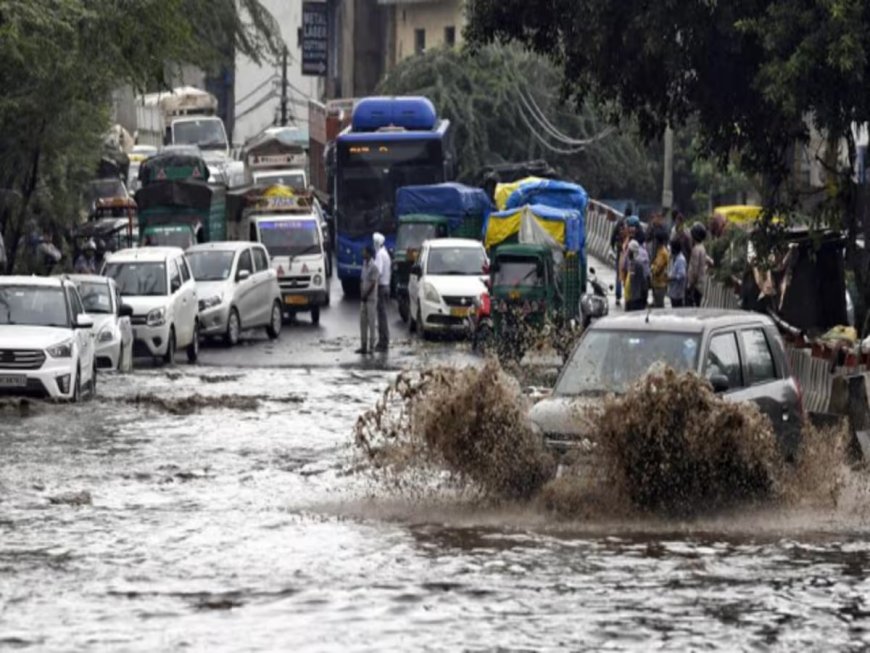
[235,74,280,108]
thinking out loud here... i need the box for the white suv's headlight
[98,326,115,343]
[423,282,441,304]
[312,274,323,287]
[199,294,222,311]
[146,307,166,327]
[47,339,73,358]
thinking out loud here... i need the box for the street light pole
[281,46,289,126]
[662,125,674,210]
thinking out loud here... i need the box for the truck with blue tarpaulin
[134,151,227,249]
[391,182,492,321]
[333,96,455,295]
[483,178,588,357]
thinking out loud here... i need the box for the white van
[102,247,199,364]
[246,212,329,324]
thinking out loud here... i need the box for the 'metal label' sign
[301,2,328,77]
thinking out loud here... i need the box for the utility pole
[281,46,289,126]
[662,125,674,210]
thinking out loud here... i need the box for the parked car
[68,274,134,372]
[186,241,283,346]
[102,247,199,365]
[408,238,489,338]
[530,309,803,460]
[0,276,96,401]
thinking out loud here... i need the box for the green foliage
[377,46,656,198]
[0,0,280,271]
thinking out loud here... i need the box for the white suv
[0,276,96,401]
[103,247,199,365]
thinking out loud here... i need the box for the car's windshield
[103,262,167,296]
[256,172,306,191]
[555,330,701,396]
[77,282,112,314]
[426,246,487,276]
[257,219,321,257]
[0,285,69,327]
[396,223,439,251]
[187,250,235,281]
[494,260,542,287]
[172,119,228,150]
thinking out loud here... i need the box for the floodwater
[3,364,870,651]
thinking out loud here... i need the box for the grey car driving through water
[531,309,804,460]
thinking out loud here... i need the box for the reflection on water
[2,367,870,651]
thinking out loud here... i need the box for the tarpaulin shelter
[395,182,493,237]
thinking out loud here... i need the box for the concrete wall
[393,0,463,63]
[234,0,323,147]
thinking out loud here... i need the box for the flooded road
[3,274,870,651]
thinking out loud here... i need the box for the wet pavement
[3,263,870,651]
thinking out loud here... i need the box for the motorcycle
[466,291,494,353]
[580,267,610,328]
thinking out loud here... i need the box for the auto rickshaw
[392,213,449,322]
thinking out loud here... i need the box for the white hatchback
[103,247,199,365]
[0,276,96,401]
[68,274,134,372]
[408,238,489,337]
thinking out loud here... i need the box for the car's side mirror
[482,263,490,275]
[237,269,251,282]
[170,280,181,294]
[709,373,730,393]
[410,264,422,277]
[76,313,94,329]
[589,267,596,275]
[119,304,134,318]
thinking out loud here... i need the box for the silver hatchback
[187,242,283,345]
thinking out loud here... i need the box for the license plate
[285,295,308,306]
[450,307,471,318]
[0,374,26,388]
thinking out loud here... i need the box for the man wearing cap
[372,232,391,351]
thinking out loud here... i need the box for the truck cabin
[395,214,450,263]
[167,116,229,155]
[491,244,554,299]
[250,215,322,261]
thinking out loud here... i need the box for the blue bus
[333,97,454,294]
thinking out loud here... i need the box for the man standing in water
[372,232,391,352]
[356,246,379,355]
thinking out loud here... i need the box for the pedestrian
[356,246,378,355]
[74,239,98,274]
[372,232,391,352]
[667,238,687,307]
[610,217,626,307]
[625,240,649,312]
[650,229,670,308]
[686,222,708,307]
[670,211,692,261]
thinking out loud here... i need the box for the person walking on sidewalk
[667,239,687,307]
[686,222,709,307]
[650,229,670,308]
[625,240,649,312]
[372,232,391,352]
[356,246,379,355]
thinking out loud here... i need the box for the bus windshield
[336,139,444,237]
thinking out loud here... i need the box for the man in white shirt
[372,232,391,351]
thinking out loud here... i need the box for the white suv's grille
[0,349,46,370]
[280,276,311,290]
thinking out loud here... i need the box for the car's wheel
[224,308,241,347]
[163,327,176,366]
[187,321,199,363]
[326,256,333,279]
[123,341,133,372]
[398,296,409,323]
[266,301,282,339]
[324,290,331,307]
[90,362,98,398]
[417,301,429,339]
[71,364,81,403]
[117,343,125,372]
[311,305,321,325]
[409,300,418,333]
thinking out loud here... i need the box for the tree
[377,45,657,199]
[0,0,280,271]
[466,0,870,327]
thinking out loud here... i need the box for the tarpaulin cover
[484,204,585,253]
[139,152,210,186]
[395,183,493,232]
[503,178,589,215]
[494,176,544,211]
[134,181,212,212]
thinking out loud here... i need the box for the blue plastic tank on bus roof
[351,97,438,132]
[395,183,493,232]
[504,179,589,215]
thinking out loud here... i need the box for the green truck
[135,151,226,249]
[393,183,493,322]
[484,205,586,358]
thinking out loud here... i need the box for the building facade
[386,0,463,65]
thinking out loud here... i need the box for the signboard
[301,2,328,77]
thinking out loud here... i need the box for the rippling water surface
[3,366,870,651]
